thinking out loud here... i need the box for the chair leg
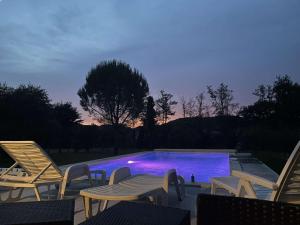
[1,187,25,202]
[102,200,109,211]
[59,180,67,199]
[15,188,24,200]
[238,180,257,198]
[47,184,51,200]
[97,200,103,213]
[83,196,92,219]
[211,182,217,194]
[34,187,41,201]
[177,175,185,199]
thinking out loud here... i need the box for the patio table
[0,199,74,225]
[79,201,190,225]
[80,174,166,218]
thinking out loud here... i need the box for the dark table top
[79,201,190,225]
[0,199,74,225]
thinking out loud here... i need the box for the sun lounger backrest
[0,141,63,181]
[272,140,300,203]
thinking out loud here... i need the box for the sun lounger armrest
[232,170,278,190]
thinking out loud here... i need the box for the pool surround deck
[0,149,278,225]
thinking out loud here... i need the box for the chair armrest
[197,194,300,225]
[232,170,278,190]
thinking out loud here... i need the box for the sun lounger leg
[34,187,41,201]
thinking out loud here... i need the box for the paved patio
[0,153,278,225]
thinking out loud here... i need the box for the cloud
[0,0,299,114]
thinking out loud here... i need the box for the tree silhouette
[53,102,81,127]
[180,96,187,118]
[253,85,274,102]
[0,84,53,145]
[241,75,300,124]
[273,75,300,123]
[142,96,156,130]
[78,60,149,154]
[186,98,196,117]
[78,60,149,126]
[195,92,206,117]
[155,90,177,124]
[207,83,238,116]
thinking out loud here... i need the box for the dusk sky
[0,0,299,123]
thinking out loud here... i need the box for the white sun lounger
[0,141,100,201]
[80,167,183,218]
[211,140,300,204]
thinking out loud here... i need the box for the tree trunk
[113,125,119,155]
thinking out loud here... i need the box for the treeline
[0,60,299,154]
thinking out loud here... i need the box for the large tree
[0,84,53,144]
[207,83,238,116]
[155,90,177,124]
[78,60,149,126]
[240,75,300,124]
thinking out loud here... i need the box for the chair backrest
[109,167,131,185]
[272,140,300,203]
[163,169,178,192]
[0,141,63,181]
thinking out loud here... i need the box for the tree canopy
[155,90,177,124]
[207,83,238,116]
[142,96,156,130]
[240,75,300,125]
[78,60,149,126]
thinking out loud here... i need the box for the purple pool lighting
[89,151,230,183]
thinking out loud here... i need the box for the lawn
[0,148,146,167]
[49,148,145,166]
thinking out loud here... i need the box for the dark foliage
[0,84,80,148]
[78,60,149,126]
[1,75,300,157]
[142,96,156,130]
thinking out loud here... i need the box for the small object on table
[0,199,74,225]
[79,201,190,225]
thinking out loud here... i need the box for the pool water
[89,151,230,183]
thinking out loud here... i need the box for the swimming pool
[89,151,230,183]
